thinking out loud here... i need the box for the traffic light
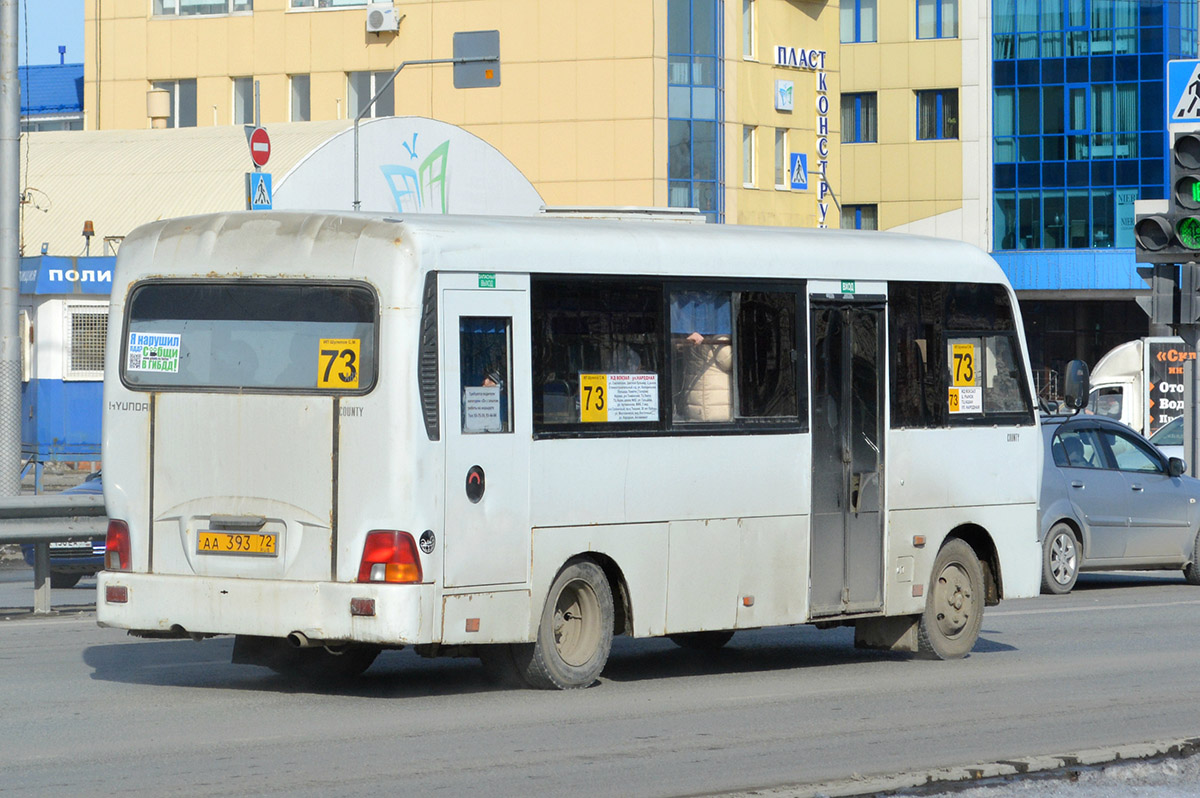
[1134,131,1200,262]
[1182,262,1200,326]
[1136,263,1179,326]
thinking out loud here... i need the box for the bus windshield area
[122,281,377,393]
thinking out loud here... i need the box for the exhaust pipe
[287,631,323,648]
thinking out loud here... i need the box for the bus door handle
[1130,484,1144,492]
[1070,481,1084,489]
[850,471,878,514]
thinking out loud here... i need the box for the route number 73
[951,343,976,387]
[318,338,361,389]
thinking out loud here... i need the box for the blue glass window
[840,0,877,44]
[917,0,957,39]
[841,93,876,143]
[840,204,877,230]
[991,0,1199,251]
[668,0,723,223]
[917,90,958,140]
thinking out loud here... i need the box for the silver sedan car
[1039,414,1200,594]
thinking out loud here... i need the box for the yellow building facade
[83,0,979,234]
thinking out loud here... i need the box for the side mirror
[1062,359,1090,412]
[1169,457,1187,478]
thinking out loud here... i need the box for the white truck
[1087,336,1192,437]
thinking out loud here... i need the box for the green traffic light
[1178,216,1200,249]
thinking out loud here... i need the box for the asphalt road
[1,568,1199,797]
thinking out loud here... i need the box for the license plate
[197,531,277,556]
[49,540,90,551]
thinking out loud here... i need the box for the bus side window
[460,317,512,434]
[735,291,800,419]
[670,290,734,423]
[670,288,801,424]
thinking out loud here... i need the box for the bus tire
[515,560,614,690]
[917,538,985,660]
[668,630,735,650]
[1040,522,1080,595]
[1185,529,1200,586]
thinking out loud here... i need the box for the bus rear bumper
[95,571,436,645]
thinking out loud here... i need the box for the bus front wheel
[516,560,614,689]
[917,538,984,660]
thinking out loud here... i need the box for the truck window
[1089,386,1123,420]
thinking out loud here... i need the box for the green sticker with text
[478,273,496,288]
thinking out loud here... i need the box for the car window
[1150,417,1183,447]
[1098,428,1163,473]
[1054,428,1106,469]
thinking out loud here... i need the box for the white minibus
[97,211,1041,687]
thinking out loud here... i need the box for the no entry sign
[249,126,271,168]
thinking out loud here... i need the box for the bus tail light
[105,519,131,571]
[357,530,423,583]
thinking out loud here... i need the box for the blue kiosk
[19,256,115,489]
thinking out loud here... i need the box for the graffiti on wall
[379,136,450,214]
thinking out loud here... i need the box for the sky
[16,0,85,66]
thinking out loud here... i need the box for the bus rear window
[122,281,377,393]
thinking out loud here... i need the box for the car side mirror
[1062,359,1090,413]
[1169,457,1187,478]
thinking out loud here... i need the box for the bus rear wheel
[917,538,984,660]
[515,560,614,689]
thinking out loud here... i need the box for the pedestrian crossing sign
[1168,60,1200,126]
[789,153,808,191]
[246,172,273,211]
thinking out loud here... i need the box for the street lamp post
[353,31,500,211]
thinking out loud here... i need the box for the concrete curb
[712,737,1200,798]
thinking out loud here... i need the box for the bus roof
[117,211,1009,287]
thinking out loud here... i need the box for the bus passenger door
[441,281,532,588]
[809,299,885,617]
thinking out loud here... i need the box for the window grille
[64,304,108,381]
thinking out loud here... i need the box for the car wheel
[1185,529,1200,586]
[512,560,614,689]
[50,572,82,589]
[1041,523,1080,595]
[917,538,985,660]
[668,630,735,651]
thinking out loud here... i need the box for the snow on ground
[910,753,1200,798]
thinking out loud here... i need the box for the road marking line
[992,599,1200,617]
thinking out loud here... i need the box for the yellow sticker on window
[948,388,960,413]
[579,374,608,422]
[951,343,977,387]
[318,338,361,389]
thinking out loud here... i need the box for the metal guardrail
[0,493,107,614]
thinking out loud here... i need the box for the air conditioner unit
[366,3,399,33]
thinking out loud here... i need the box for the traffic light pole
[1188,357,1197,475]
[1133,131,1200,474]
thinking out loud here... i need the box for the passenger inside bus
[670,290,733,422]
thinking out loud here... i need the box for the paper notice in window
[949,386,982,414]
[463,386,502,432]
[579,373,659,423]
